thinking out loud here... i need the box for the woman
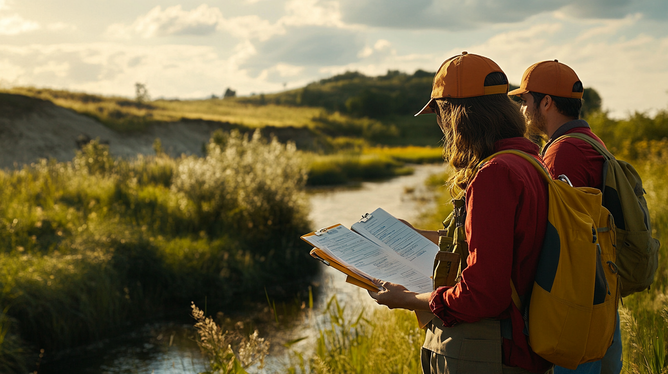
[369,52,553,374]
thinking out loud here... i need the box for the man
[368,52,553,374]
[508,60,623,374]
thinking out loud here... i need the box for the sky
[1,0,667,118]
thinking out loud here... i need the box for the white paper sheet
[303,220,433,293]
[351,207,439,278]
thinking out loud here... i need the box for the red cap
[416,52,509,116]
[508,60,583,99]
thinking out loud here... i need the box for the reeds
[277,296,424,374]
[191,302,270,374]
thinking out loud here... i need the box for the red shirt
[429,137,552,372]
[542,120,606,189]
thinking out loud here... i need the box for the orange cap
[415,52,509,116]
[508,60,583,99]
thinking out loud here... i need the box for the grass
[306,153,414,186]
[304,146,443,187]
[305,297,424,374]
[364,146,443,164]
[616,146,668,374]
[0,87,327,132]
[196,294,426,374]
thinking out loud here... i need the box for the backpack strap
[554,132,612,198]
[476,149,552,184]
[556,133,613,161]
[475,150,551,312]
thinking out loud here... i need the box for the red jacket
[429,137,552,372]
[542,120,606,189]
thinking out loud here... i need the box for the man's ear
[542,95,553,111]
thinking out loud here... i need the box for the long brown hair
[435,73,526,192]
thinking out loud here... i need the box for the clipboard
[313,246,434,327]
[309,247,381,292]
[303,210,438,329]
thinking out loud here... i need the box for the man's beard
[525,109,547,146]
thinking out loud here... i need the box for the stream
[40,163,446,374]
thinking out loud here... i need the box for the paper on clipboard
[301,209,436,294]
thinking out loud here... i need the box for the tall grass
[307,153,414,186]
[0,130,317,372]
[192,293,425,374]
[192,302,270,374]
[306,297,424,374]
[616,143,668,374]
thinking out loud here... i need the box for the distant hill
[239,69,602,118]
[240,70,433,118]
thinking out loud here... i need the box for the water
[40,163,446,374]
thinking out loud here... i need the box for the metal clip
[557,174,574,187]
[359,213,373,223]
[314,227,329,236]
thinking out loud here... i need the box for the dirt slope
[0,94,317,169]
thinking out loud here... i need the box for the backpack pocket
[433,251,460,289]
[615,229,660,296]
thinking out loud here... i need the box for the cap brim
[415,99,435,116]
[507,87,528,96]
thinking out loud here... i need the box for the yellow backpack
[479,150,620,369]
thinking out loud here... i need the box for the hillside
[0,93,321,169]
[239,70,602,118]
[0,70,602,169]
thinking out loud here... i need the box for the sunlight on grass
[363,146,443,164]
[1,87,326,132]
[0,131,316,371]
[307,153,413,186]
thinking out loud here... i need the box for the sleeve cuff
[429,286,459,327]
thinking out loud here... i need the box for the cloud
[337,0,567,30]
[0,14,39,35]
[574,13,641,42]
[46,22,78,32]
[562,0,635,19]
[0,42,284,98]
[105,4,224,39]
[241,26,362,75]
[218,15,285,41]
[336,0,668,30]
[273,63,304,77]
[254,63,307,85]
[357,39,395,65]
[281,0,345,28]
[218,0,348,42]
